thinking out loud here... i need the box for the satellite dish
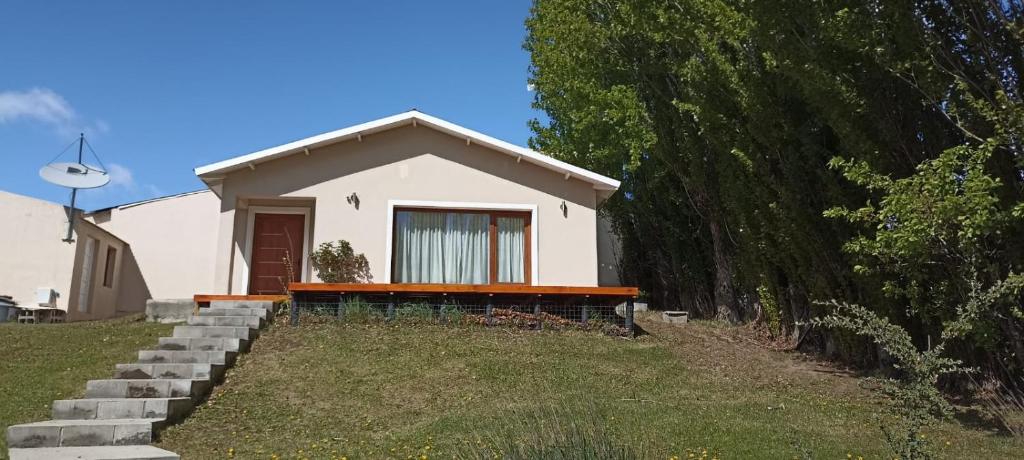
[38,133,111,242]
[39,162,109,189]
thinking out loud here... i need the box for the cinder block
[8,445,181,460]
[116,363,219,380]
[127,380,171,399]
[7,424,60,448]
[112,423,151,446]
[187,315,261,328]
[172,326,252,340]
[145,299,195,324]
[60,424,114,446]
[157,337,246,352]
[96,400,145,419]
[51,400,98,420]
[138,350,232,365]
[199,307,269,319]
[210,300,275,310]
[662,310,689,324]
[85,380,129,399]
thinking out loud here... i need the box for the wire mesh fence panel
[289,291,632,336]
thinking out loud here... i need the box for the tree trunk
[705,200,739,323]
[997,316,1024,373]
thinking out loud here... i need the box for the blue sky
[0,1,540,210]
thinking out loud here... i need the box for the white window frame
[384,200,539,285]
[241,206,312,294]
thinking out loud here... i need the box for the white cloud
[101,163,164,198]
[0,88,108,137]
[80,162,164,208]
[106,163,134,188]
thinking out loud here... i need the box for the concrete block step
[52,398,192,423]
[157,337,247,352]
[6,418,164,448]
[114,363,224,381]
[197,306,269,320]
[186,315,262,328]
[85,379,210,401]
[8,445,180,460]
[138,349,234,365]
[172,325,253,340]
[210,300,275,311]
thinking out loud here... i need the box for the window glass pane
[394,211,489,284]
[103,246,117,288]
[497,216,525,283]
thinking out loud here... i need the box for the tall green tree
[525,0,1024,377]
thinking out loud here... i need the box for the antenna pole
[63,133,84,242]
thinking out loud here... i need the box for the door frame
[241,206,311,294]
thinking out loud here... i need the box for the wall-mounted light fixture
[346,192,360,210]
[560,200,568,217]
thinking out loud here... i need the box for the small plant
[439,303,466,325]
[309,240,371,283]
[394,302,435,324]
[279,247,297,294]
[342,296,384,322]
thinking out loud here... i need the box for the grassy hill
[0,316,173,455]
[154,314,1021,459]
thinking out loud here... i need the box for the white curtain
[497,216,525,283]
[394,211,489,284]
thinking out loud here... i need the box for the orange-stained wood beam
[287,283,638,297]
[193,294,289,303]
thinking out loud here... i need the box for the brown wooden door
[248,213,305,294]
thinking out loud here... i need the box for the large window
[392,208,530,285]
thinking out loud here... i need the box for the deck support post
[581,305,589,325]
[289,292,299,326]
[337,293,345,319]
[387,293,396,321]
[626,298,635,336]
[485,295,493,326]
[534,300,542,330]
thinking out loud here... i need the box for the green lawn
[154,313,1021,459]
[0,315,173,455]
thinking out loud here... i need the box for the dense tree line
[525,0,1024,380]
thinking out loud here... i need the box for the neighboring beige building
[2,111,623,319]
[86,190,221,312]
[0,190,130,321]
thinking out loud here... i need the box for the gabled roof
[193,110,620,191]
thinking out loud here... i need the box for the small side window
[102,246,117,288]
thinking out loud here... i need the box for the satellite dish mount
[38,133,111,242]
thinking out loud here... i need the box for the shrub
[813,301,967,459]
[309,240,372,283]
